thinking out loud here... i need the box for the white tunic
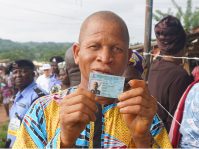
[36,74,50,93]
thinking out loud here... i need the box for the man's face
[74,20,131,82]
[51,62,58,74]
[43,69,51,77]
[12,68,34,89]
[93,82,97,90]
[59,69,69,85]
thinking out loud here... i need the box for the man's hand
[59,88,98,148]
[117,80,157,148]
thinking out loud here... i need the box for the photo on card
[88,79,102,95]
[88,73,125,98]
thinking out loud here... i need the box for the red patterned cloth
[169,79,199,148]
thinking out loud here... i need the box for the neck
[61,84,69,90]
[162,55,182,65]
[45,74,50,78]
[79,74,115,105]
[18,81,33,93]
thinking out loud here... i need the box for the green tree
[153,0,199,29]
[43,51,65,62]
[130,42,143,47]
[0,50,32,61]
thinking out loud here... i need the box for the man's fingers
[117,96,153,109]
[65,112,91,125]
[66,103,96,122]
[65,95,98,113]
[64,88,97,102]
[128,80,149,92]
[119,87,156,104]
[120,105,157,117]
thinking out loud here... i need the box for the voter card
[8,117,20,136]
[88,73,125,98]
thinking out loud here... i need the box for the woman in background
[1,76,13,117]
[50,62,70,94]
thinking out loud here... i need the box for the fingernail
[120,108,123,113]
[118,94,123,100]
[117,102,121,107]
[95,96,98,101]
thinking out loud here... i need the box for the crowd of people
[0,11,199,148]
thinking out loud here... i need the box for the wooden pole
[144,0,153,81]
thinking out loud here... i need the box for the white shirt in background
[36,74,50,93]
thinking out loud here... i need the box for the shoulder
[25,84,49,99]
[34,86,49,95]
[36,75,43,80]
[186,83,199,101]
[35,86,77,106]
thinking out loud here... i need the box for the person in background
[48,56,64,91]
[1,76,12,117]
[123,50,147,92]
[7,59,49,147]
[65,47,81,87]
[36,64,51,93]
[50,62,70,94]
[148,15,193,133]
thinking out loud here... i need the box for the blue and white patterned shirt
[179,82,199,148]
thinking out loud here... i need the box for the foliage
[130,42,143,47]
[0,38,73,62]
[153,8,174,22]
[153,0,199,30]
[0,123,9,148]
[44,51,65,62]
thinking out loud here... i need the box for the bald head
[79,11,129,46]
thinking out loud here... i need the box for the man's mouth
[15,79,23,83]
[93,68,114,75]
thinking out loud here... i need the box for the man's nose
[96,47,114,64]
[15,71,22,77]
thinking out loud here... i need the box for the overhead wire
[0,16,82,25]
[59,0,144,16]
[18,0,91,15]
[0,1,83,21]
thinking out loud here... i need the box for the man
[48,56,64,91]
[7,59,49,147]
[13,11,171,148]
[148,15,193,133]
[65,46,81,87]
[90,82,101,95]
[36,64,51,93]
[123,50,147,91]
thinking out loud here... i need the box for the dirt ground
[0,103,13,126]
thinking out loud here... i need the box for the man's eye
[113,47,123,52]
[90,45,99,49]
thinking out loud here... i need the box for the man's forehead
[13,68,30,72]
[79,18,129,46]
[51,62,58,65]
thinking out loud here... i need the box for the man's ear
[73,43,80,65]
[31,70,35,78]
[127,49,133,65]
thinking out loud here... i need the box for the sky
[0,0,198,44]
